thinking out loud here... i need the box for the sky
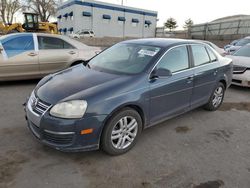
[96,0,250,29]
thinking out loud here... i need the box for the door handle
[28,52,37,57]
[68,51,76,55]
[187,76,194,83]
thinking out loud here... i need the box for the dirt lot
[0,80,250,188]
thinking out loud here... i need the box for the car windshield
[233,45,250,57]
[88,43,161,74]
[235,38,250,46]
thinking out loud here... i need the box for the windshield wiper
[83,61,91,69]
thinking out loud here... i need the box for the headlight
[50,100,87,119]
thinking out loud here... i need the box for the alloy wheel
[111,116,138,150]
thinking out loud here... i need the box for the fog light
[80,129,93,135]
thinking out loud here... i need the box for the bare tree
[0,0,8,23]
[26,0,59,22]
[0,0,23,24]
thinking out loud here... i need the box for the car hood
[36,65,128,104]
[227,55,250,67]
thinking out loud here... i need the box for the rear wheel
[101,108,142,155]
[204,82,225,111]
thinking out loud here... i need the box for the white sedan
[0,33,101,81]
[227,44,250,87]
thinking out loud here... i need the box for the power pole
[121,0,124,5]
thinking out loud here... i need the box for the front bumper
[25,98,107,152]
[232,70,250,87]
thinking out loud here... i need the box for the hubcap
[212,86,223,108]
[111,116,138,150]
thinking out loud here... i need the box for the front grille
[30,93,51,115]
[43,131,74,145]
[233,65,247,74]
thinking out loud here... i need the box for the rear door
[0,34,39,80]
[190,44,219,108]
[37,36,78,76]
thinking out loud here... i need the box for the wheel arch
[102,103,146,132]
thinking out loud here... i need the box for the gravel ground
[0,80,250,188]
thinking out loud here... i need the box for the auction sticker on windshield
[138,48,160,57]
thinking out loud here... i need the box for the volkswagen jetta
[25,38,233,155]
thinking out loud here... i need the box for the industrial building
[190,15,250,40]
[57,0,158,38]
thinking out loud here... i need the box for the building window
[69,12,73,20]
[68,27,74,34]
[63,28,67,34]
[118,16,126,26]
[83,11,92,17]
[58,29,62,34]
[63,13,68,20]
[57,15,62,22]
[132,18,139,27]
[103,14,111,20]
[145,20,152,27]
[118,16,126,22]
[103,14,111,23]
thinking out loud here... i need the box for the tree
[183,18,194,30]
[0,0,23,24]
[164,17,178,32]
[26,0,59,22]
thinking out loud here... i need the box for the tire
[204,82,225,111]
[101,108,143,155]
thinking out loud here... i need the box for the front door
[149,45,194,124]
[0,34,39,80]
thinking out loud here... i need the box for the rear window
[191,45,210,66]
[206,47,217,62]
[38,36,75,49]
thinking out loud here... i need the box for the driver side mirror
[150,68,172,80]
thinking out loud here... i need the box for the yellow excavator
[0,22,25,34]
[0,12,58,34]
[22,12,58,34]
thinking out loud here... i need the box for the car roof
[122,38,204,48]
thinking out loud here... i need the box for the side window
[38,36,74,49]
[2,35,34,58]
[157,46,189,73]
[206,47,217,62]
[191,45,210,66]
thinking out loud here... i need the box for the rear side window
[191,45,210,66]
[38,36,74,49]
[206,47,217,62]
[157,46,189,73]
[2,35,34,58]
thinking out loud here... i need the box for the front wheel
[204,82,225,111]
[101,108,142,155]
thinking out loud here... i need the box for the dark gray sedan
[25,38,233,155]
